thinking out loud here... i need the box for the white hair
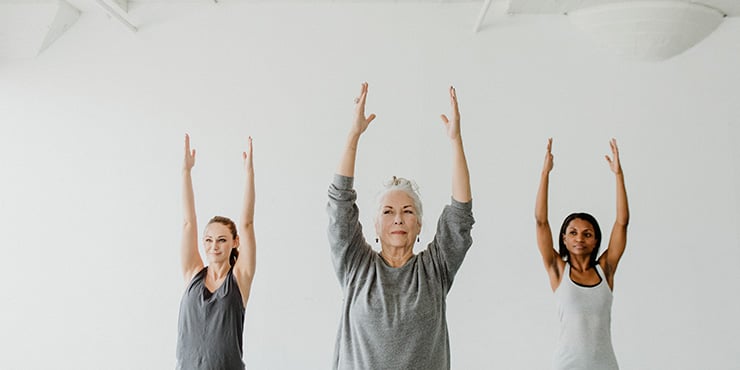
[374,176,423,227]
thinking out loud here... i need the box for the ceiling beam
[95,0,137,32]
[474,0,511,33]
[473,0,494,32]
[109,0,127,13]
[0,0,80,60]
[39,0,81,54]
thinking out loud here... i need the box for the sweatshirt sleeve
[427,197,474,292]
[327,174,373,288]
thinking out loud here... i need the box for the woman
[535,138,629,370]
[327,82,474,370]
[177,134,256,370]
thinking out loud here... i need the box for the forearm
[240,167,255,228]
[535,172,550,225]
[615,172,629,226]
[451,137,472,203]
[182,170,197,226]
[337,132,361,177]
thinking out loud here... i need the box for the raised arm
[337,82,376,177]
[535,138,563,290]
[440,86,472,203]
[600,138,629,285]
[234,136,256,307]
[182,134,204,282]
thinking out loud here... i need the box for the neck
[207,261,231,279]
[379,245,414,268]
[569,255,592,272]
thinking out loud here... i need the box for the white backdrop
[1,3,739,369]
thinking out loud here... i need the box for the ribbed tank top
[176,267,245,370]
[553,263,618,370]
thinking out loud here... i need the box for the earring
[375,238,379,243]
[417,236,420,243]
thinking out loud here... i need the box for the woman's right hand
[542,138,553,174]
[351,82,376,136]
[183,133,196,172]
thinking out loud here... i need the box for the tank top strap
[594,263,605,280]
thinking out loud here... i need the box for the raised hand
[352,82,377,136]
[605,138,622,175]
[542,138,554,174]
[440,86,461,140]
[242,136,254,172]
[183,134,196,172]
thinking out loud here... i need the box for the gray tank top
[553,263,618,370]
[176,267,245,370]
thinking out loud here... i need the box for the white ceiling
[1,0,738,60]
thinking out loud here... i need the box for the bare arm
[182,134,204,282]
[535,138,563,290]
[234,136,256,307]
[440,86,472,203]
[600,138,629,285]
[337,82,376,177]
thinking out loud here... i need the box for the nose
[393,214,404,225]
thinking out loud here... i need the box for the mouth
[390,231,407,235]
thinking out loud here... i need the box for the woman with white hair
[327,82,474,370]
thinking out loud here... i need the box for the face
[562,218,598,258]
[203,223,238,264]
[375,190,421,250]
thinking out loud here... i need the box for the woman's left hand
[605,138,622,175]
[440,86,461,140]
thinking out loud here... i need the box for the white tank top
[553,263,619,370]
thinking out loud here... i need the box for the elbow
[535,219,549,228]
[240,220,254,230]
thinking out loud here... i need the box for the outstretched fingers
[542,138,554,173]
[449,86,459,116]
[352,82,376,133]
[184,133,196,169]
[605,138,621,173]
[440,86,460,139]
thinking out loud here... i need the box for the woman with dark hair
[327,83,474,370]
[177,134,256,370]
[535,138,629,370]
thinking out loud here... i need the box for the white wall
[1,3,739,369]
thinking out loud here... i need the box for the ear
[234,235,240,249]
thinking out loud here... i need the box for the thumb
[440,114,449,124]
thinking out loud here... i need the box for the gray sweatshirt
[327,175,474,370]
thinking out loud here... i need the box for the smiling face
[562,218,599,259]
[375,190,421,250]
[203,222,239,265]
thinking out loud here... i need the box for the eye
[383,210,392,214]
[585,233,592,238]
[218,238,226,242]
[404,210,414,214]
[569,231,576,235]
